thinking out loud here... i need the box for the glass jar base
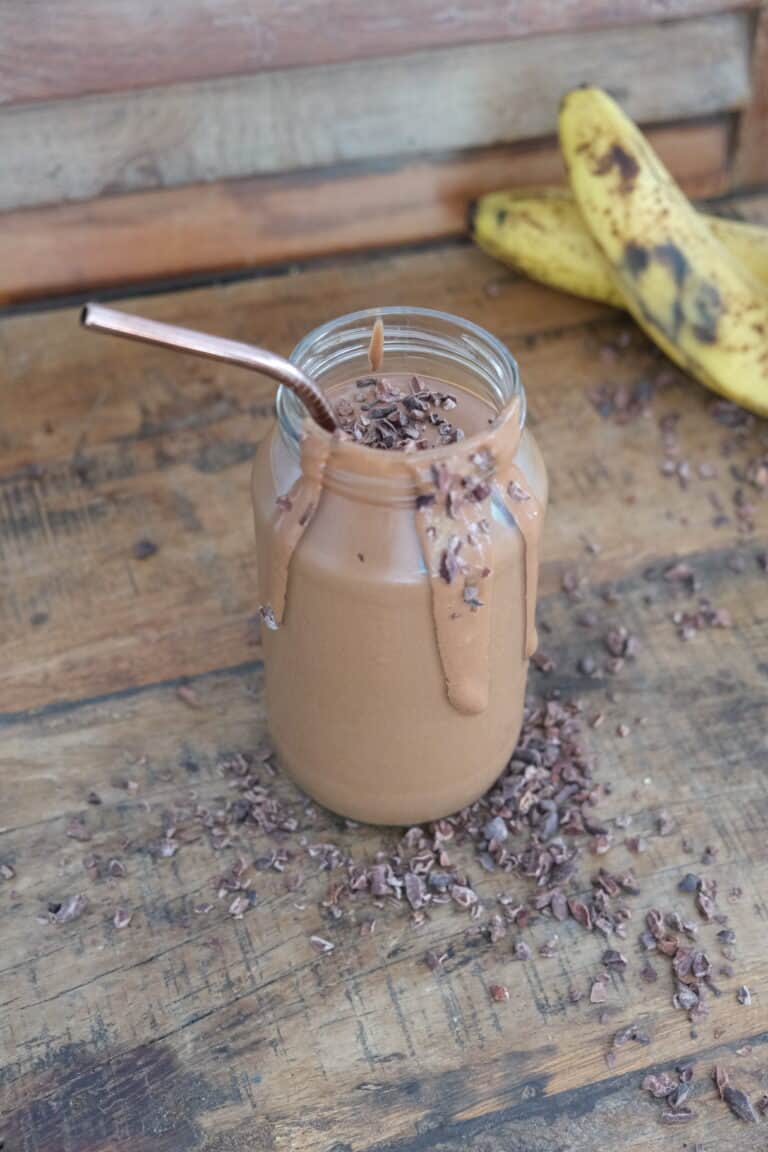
[270,728,523,827]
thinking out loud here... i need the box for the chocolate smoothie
[251,309,547,824]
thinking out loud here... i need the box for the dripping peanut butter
[251,308,547,824]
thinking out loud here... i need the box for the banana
[558,87,768,417]
[472,187,624,306]
[471,187,768,310]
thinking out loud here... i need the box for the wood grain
[735,2,768,185]
[0,0,755,107]
[0,212,766,1152]
[0,119,732,304]
[0,13,751,212]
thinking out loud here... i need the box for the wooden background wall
[0,0,766,304]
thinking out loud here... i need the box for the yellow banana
[471,187,768,310]
[559,87,768,417]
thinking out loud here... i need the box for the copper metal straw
[80,303,338,433]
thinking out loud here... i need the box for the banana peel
[558,86,768,417]
[471,186,768,310]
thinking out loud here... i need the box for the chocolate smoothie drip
[258,330,542,716]
[261,431,332,628]
[491,399,545,659]
[411,455,495,714]
[409,395,542,713]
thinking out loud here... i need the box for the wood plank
[0,13,751,212]
[735,2,768,185]
[0,191,766,716]
[1,545,766,1150]
[0,119,732,305]
[0,0,754,107]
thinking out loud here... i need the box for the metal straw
[81,303,338,433]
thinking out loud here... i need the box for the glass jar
[251,307,547,824]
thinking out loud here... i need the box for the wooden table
[2,194,767,1152]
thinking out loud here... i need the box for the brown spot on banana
[621,241,723,347]
[592,143,640,195]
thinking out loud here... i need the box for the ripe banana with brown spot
[558,86,768,417]
[471,186,768,310]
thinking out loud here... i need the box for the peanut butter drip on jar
[409,394,542,714]
[491,404,544,659]
[411,459,495,715]
[260,431,332,628]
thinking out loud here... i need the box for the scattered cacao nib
[695,890,716,921]
[451,884,478,910]
[310,935,335,954]
[513,940,532,961]
[463,583,484,611]
[678,873,700,892]
[660,1108,696,1125]
[424,949,447,971]
[664,561,695,584]
[439,548,460,585]
[656,810,674,836]
[404,872,425,910]
[539,936,559,958]
[736,985,751,1006]
[714,1063,730,1098]
[483,816,508,844]
[642,1072,677,1098]
[639,961,658,983]
[258,604,278,631]
[531,651,555,673]
[588,378,656,424]
[87,791,102,805]
[723,1085,759,1123]
[701,844,719,865]
[65,817,91,842]
[604,626,639,659]
[132,537,158,560]
[507,480,530,502]
[48,893,88,924]
[228,894,251,918]
[602,949,627,969]
[489,983,509,1002]
[667,1081,692,1110]
[0,862,16,880]
[612,1022,651,1047]
[113,907,132,929]
[590,972,610,1003]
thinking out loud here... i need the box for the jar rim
[278,306,525,467]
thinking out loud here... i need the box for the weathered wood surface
[0,119,732,305]
[736,2,768,185]
[0,0,754,106]
[1,197,768,1151]
[0,13,751,212]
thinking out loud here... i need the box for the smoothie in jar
[251,308,547,824]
